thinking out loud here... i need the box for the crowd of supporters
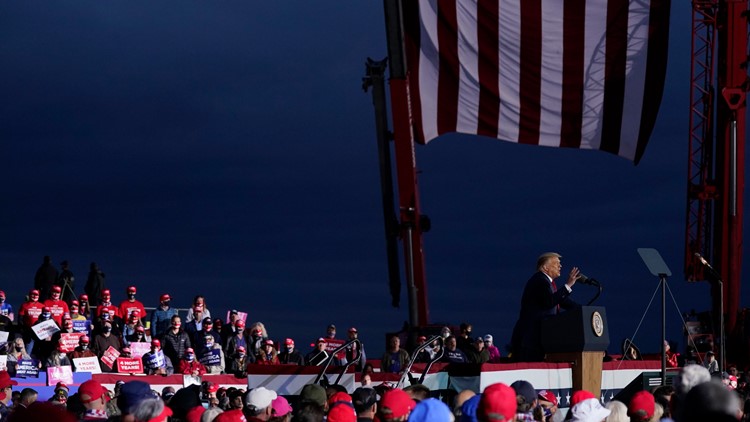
[0,363,746,421]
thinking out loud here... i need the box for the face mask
[103,326,112,333]
[162,300,170,307]
[31,296,39,302]
[128,294,135,300]
[81,344,88,350]
[15,346,22,352]
[172,323,181,329]
[286,346,294,353]
[206,341,214,348]
[239,353,245,359]
[81,301,87,306]
[187,354,194,362]
[0,297,5,303]
[41,313,51,319]
[137,333,144,338]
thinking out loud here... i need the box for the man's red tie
[551,280,559,313]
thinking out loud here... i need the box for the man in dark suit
[510,252,581,362]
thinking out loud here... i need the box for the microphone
[577,273,600,286]
[694,253,714,269]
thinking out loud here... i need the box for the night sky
[1,2,748,358]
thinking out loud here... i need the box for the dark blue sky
[1,2,748,357]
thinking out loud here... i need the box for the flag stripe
[477,0,500,137]
[437,1,459,134]
[403,0,424,142]
[402,0,671,163]
[635,0,671,164]
[518,0,542,145]
[538,3,564,147]
[560,0,586,148]
[600,0,629,154]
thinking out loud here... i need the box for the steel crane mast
[686,0,747,363]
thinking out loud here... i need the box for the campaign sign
[116,357,144,374]
[32,319,60,340]
[226,311,247,324]
[324,338,347,360]
[16,359,39,378]
[145,351,165,369]
[72,320,91,335]
[0,331,8,349]
[199,349,222,366]
[73,357,102,374]
[47,365,74,386]
[60,333,84,352]
[0,356,6,372]
[101,346,121,369]
[129,342,150,358]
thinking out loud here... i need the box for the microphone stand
[702,263,725,374]
[585,282,603,306]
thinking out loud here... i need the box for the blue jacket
[150,307,178,338]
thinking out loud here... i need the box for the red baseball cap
[379,389,415,420]
[79,294,88,301]
[30,289,40,296]
[78,379,110,404]
[285,338,294,346]
[151,339,161,348]
[570,390,596,407]
[206,383,219,393]
[42,307,51,313]
[160,294,171,302]
[102,289,110,296]
[628,390,655,421]
[0,291,5,298]
[52,286,62,293]
[0,371,18,389]
[235,320,245,328]
[80,336,90,343]
[538,389,558,406]
[136,326,145,333]
[264,340,274,346]
[127,286,137,293]
[237,346,246,353]
[478,383,516,422]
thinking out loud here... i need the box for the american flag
[402,0,671,164]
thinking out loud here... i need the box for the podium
[542,306,609,398]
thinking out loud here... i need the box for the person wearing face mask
[150,294,178,338]
[0,291,14,322]
[91,321,121,373]
[126,325,148,345]
[48,382,69,407]
[31,306,57,361]
[45,340,72,368]
[121,310,144,346]
[95,289,120,323]
[278,338,304,365]
[228,346,249,376]
[142,339,174,375]
[69,335,96,360]
[193,317,221,351]
[19,289,45,354]
[6,337,33,377]
[200,333,226,374]
[69,302,86,321]
[185,295,212,323]
[118,286,146,326]
[178,347,206,376]
[225,319,247,358]
[78,294,92,320]
[247,322,269,358]
[256,339,279,366]
[44,286,70,326]
[162,315,191,367]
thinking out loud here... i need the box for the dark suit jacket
[510,271,578,361]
